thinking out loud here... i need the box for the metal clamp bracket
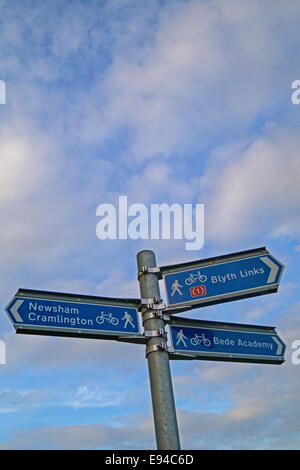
[144,328,166,338]
[137,266,162,280]
[142,310,170,322]
[140,298,166,310]
[145,342,168,358]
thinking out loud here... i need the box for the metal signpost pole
[137,250,180,450]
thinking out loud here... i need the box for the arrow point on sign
[260,256,279,284]
[272,336,284,355]
[10,299,24,323]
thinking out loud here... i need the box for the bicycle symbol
[185,271,207,285]
[96,312,119,326]
[190,333,211,347]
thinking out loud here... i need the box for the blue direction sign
[5,289,143,342]
[162,247,284,310]
[169,318,286,364]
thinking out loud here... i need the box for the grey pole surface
[137,250,181,450]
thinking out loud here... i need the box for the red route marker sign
[190,285,206,297]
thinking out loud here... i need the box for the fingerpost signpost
[4,247,285,450]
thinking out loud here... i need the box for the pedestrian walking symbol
[171,280,183,297]
[122,311,135,328]
[176,329,188,347]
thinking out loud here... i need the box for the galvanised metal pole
[137,249,181,450]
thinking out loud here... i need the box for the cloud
[0,388,48,414]
[75,0,300,163]
[0,129,48,205]
[2,0,300,166]
[0,416,156,450]
[4,329,145,370]
[202,128,300,245]
[66,383,127,410]
[0,126,72,268]
[1,0,299,269]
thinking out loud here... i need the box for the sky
[0,0,300,450]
